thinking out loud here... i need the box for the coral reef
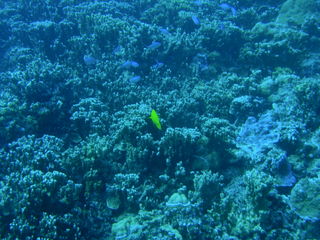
[0,0,320,239]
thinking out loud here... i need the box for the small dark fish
[121,60,139,69]
[152,61,164,69]
[159,28,170,35]
[83,55,97,65]
[192,15,200,25]
[219,3,231,10]
[130,61,139,68]
[129,76,141,83]
[230,7,237,16]
[200,64,209,71]
[147,41,161,50]
[219,3,237,16]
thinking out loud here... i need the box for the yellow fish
[149,109,162,130]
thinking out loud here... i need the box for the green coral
[111,215,142,240]
[276,0,320,25]
[166,192,189,207]
[211,169,276,239]
[290,176,320,220]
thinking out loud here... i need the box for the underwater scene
[0,0,320,239]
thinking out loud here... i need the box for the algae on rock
[276,0,320,25]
